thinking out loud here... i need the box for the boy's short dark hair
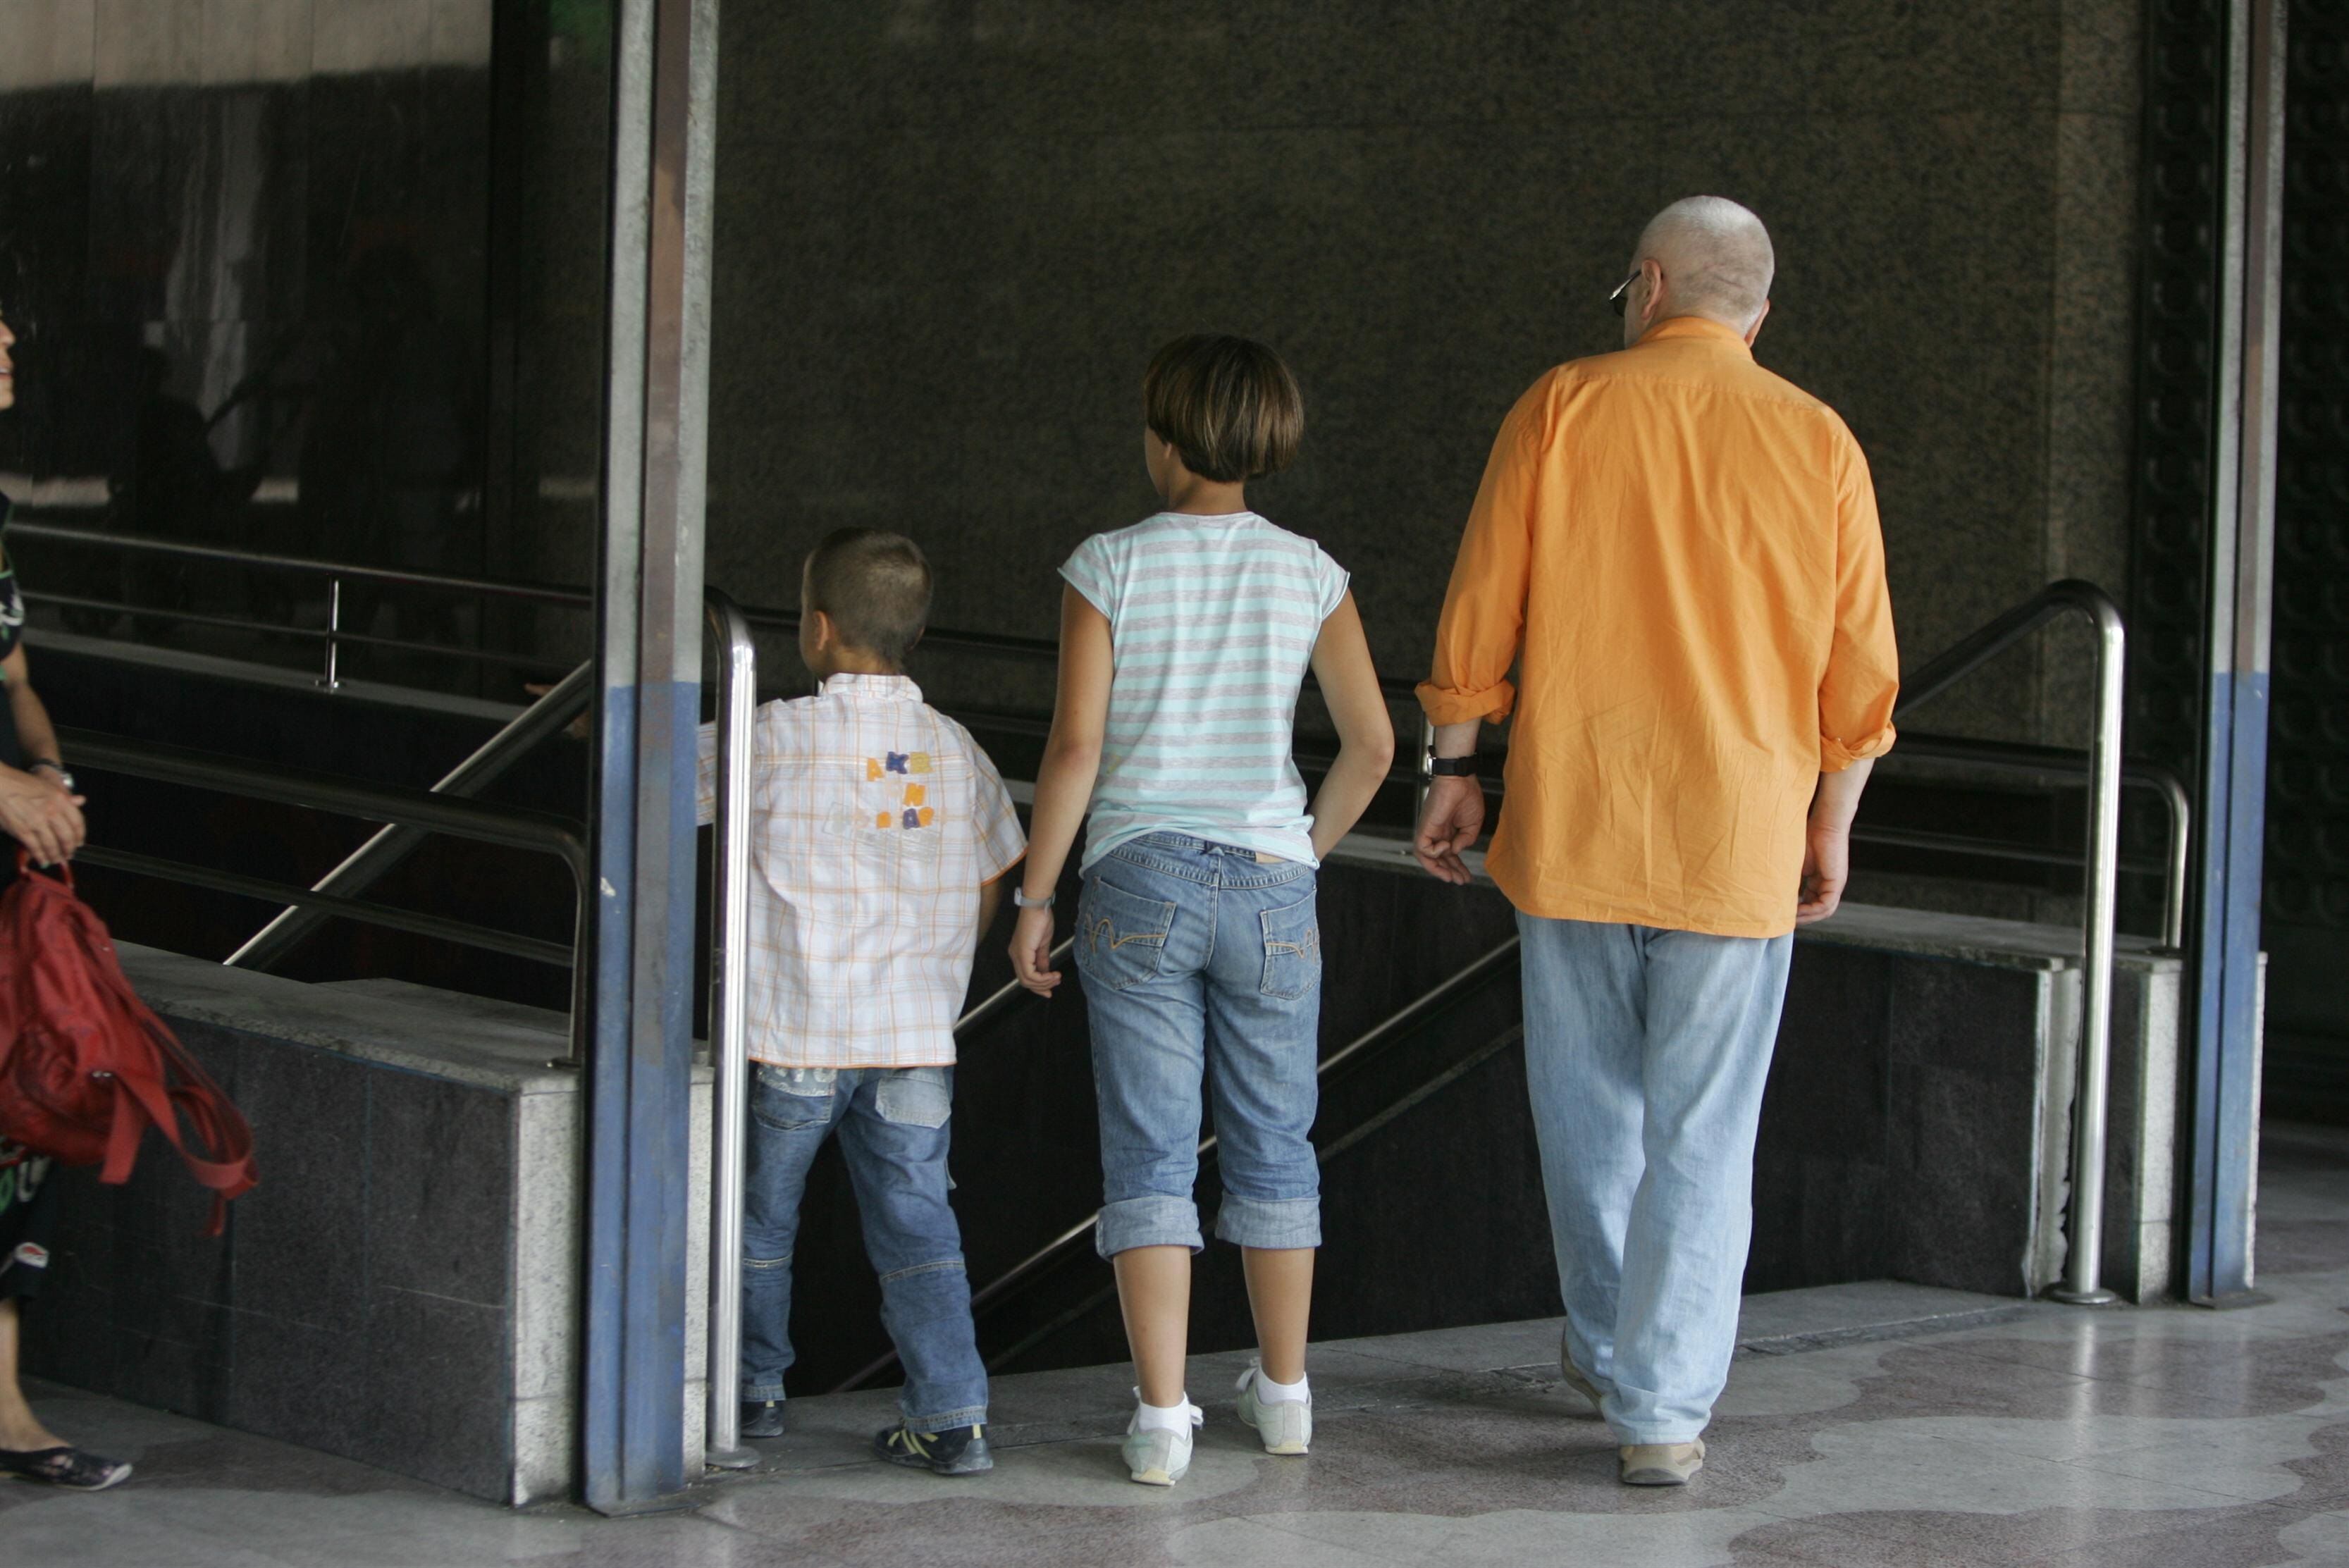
[1142,334,1304,484]
[804,527,932,666]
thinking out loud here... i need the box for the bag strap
[70,906,258,1235]
[11,846,73,891]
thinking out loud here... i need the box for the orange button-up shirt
[1418,316,1900,938]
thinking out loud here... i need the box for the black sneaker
[873,1421,993,1475]
[741,1400,787,1440]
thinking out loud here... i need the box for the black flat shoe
[740,1400,787,1439]
[0,1446,133,1490]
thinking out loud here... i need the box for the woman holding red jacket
[0,300,130,1490]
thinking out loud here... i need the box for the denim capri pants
[1075,832,1323,1257]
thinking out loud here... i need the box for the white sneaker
[1235,1360,1312,1456]
[1123,1395,1202,1486]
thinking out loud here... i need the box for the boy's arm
[966,729,1028,948]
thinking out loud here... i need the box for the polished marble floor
[7,1122,2346,1567]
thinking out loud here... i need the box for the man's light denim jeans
[740,1064,987,1431]
[1076,834,1324,1258]
[1518,913,1792,1445]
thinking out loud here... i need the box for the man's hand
[1796,758,1873,925]
[0,768,87,868]
[1413,774,1486,885]
[1009,904,1062,996]
[1796,822,1849,925]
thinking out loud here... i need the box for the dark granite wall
[705,1,2143,746]
[23,1017,522,1500]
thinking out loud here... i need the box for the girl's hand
[1010,904,1062,996]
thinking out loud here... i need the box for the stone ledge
[1800,901,2184,972]
[117,943,585,1094]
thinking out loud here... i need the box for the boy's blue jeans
[739,1064,987,1431]
[1075,834,1324,1259]
[1518,913,1792,1447]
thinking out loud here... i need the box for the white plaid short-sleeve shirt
[696,674,1026,1068]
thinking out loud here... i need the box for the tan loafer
[1619,1439,1705,1486]
[1557,1353,1606,1418]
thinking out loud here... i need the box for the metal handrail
[830,935,1525,1393]
[25,588,580,675]
[60,728,589,873]
[5,520,591,605]
[6,519,1425,703]
[224,661,597,970]
[72,844,573,968]
[1892,580,2126,1306]
[57,725,593,1062]
[1885,731,2191,950]
[702,590,759,1471]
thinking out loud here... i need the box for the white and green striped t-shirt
[1061,511,1351,870]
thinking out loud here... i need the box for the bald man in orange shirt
[1413,197,1899,1488]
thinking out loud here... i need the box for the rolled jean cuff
[741,1381,787,1403]
[1213,1194,1321,1250]
[904,1402,988,1431]
[1610,1419,1708,1446]
[1095,1194,1204,1259]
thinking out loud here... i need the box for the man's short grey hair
[1633,196,1775,330]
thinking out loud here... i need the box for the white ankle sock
[1255,1369,1309,1404]
[1134,1395,1198,1433]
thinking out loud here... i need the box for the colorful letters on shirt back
[868,753,937,829]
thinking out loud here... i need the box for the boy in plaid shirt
[698,527,1025,1474]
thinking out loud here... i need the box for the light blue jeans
[740,1065,987,1431]
[1076,834,1324,1258]
[1518,913,1792,1445]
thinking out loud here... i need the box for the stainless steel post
[2155,770,2193,952]
[703,589,758,1469]
[2053,595,2127,1305]
[581,0,720,1511]
[321,578,343,689]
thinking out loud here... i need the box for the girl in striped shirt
[1011,335,1394,1486]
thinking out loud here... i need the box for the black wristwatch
[1421,751,1479,779]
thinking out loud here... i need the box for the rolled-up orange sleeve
[1819,433,1900,772]
[1418,378,1548,726]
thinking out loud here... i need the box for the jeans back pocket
[1077,876,1177,992]
[875,1067,953,1129]
[752,1066,838,1131]
[1259,890,1322,1000]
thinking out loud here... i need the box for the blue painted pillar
[582,0,720,1514]
[2187,0,2283,1306]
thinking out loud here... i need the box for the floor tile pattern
[6,1124,2346,1567]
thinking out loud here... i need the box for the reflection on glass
[0,1,607,691]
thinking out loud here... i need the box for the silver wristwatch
[1012,887,1056,909]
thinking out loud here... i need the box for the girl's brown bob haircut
[1143,334,1304,483]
